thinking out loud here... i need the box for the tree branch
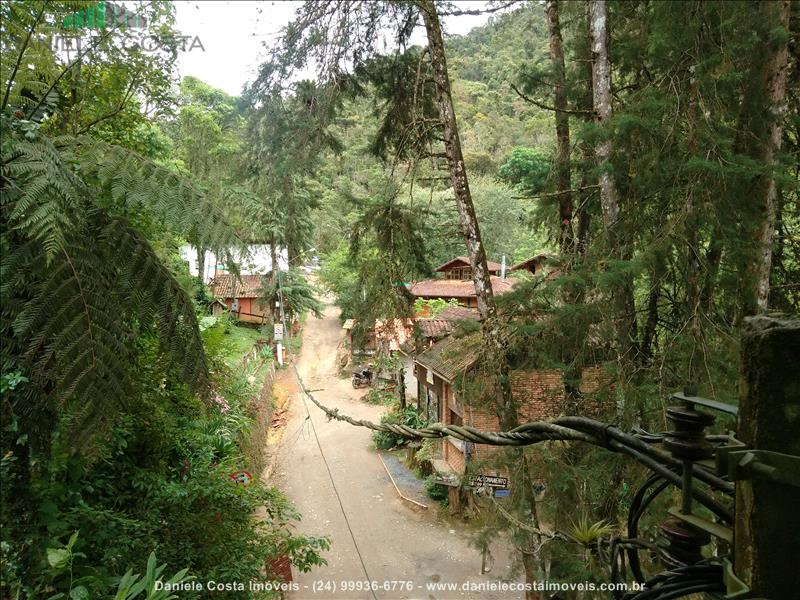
[513,185,599,200]
[438,1,520,17]
[26,26,118,120]
[511,83,594,116]
[2,1,49,113]
[76,69,142,135]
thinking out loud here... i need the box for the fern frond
[69,136,243,253]
[1,129,234,445]
[1,137,84,260]
[3,232,131,435]
[101,215,210,388]
[2,212,211,442]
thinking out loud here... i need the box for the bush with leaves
[423,477,450,505]
[259,268,324,323]
[372,405,426,450]
[0,328,329,599]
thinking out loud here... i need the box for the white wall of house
[401,353,417,401]
[180,245,288,283]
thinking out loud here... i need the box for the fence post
[735,314,800,598]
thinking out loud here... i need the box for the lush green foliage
[423,477,449,504]
[2,0,797,595]
[372,405,426,450]
[1,3,328,597]
[270,0,797,590]
[2,319,329,598]
[498,147,551,195]
[259,268,324,323]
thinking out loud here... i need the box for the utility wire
[293,364,379,600]
[276,257,376,597]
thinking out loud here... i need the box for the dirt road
[273,303,523,599]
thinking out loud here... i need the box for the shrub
[372,406,426,449]
[424,477,449,504]
[0,331,329,599]
[364,389,395,405]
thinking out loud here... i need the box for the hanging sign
[469,474,508,489]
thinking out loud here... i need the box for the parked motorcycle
[351,365,373,389]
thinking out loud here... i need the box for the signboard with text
[469,474,508,489]
[274,324,284,341]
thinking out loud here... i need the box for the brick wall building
[414,335,610,474]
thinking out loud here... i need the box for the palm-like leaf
[1,127,240,444]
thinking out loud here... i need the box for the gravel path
[378,450,431,508]
[272,302,523,599]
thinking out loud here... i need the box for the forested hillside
[1,1,797,599]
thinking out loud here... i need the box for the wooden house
[414,334,605,475]
[509,254,551,275]
[209,274,269,324]
[510,254,563,284]
[407,256,515,309]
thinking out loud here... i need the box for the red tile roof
[434,256,503,273]
[437,305,480,321]
[210,274,263,299]
[416,319,454,339]
[407,275,514,299]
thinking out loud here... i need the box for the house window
[449,410,463,426]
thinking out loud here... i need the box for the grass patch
[219,323,265,366]
[364,389,396,405]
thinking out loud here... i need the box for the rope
[293,371,734,523]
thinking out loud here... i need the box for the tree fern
[0,1,64,115]
[1,123,240,445]
[2,136,84,259]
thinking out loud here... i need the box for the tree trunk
[519,453,545,600]
[418,0,514,424]
[398,368,406,410]
[418,0,495,323]
[545,0,573,256]
[270,240,279,324]
[589,0,616,229]
[736,315,800,598]
[196,245,206,284]
[640,262,663,363]
[742,0,791,316]
[575,2,595,260]
[589,0,638,366]
[685,53,703,386]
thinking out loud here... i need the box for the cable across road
[293,368,734,523]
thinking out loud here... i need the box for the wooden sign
[469,474,508,489]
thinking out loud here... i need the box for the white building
[180,245,289,284]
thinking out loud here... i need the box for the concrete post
[735,315,800,598]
